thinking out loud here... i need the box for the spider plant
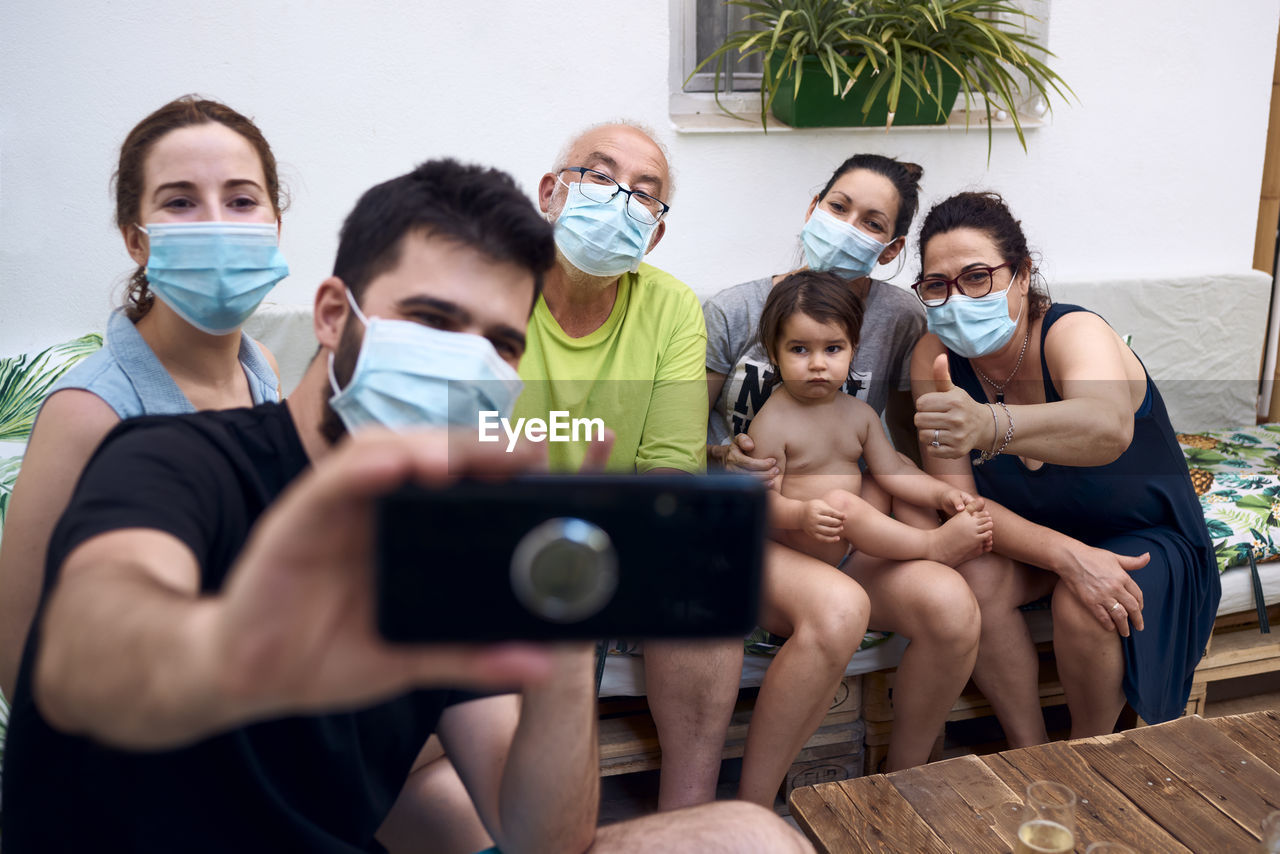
[691,0,1073,152]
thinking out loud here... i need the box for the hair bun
[901,161,924,184]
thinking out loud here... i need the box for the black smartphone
[376,474,767,642]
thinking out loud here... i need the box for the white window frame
[668,0,1053,134]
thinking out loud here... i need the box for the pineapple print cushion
[1178,424,1280,572]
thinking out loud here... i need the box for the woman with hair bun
[707,153,926,456]
[0,95,287,699]
[910,190,1220,741]
[691,155,983,805]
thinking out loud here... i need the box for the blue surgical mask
[140,221,288,334]
[327,290,523,433]
[926,286,1025,359]
[552,179,657,277]
[800,208,888,280]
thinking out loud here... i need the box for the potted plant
[691,0,1072,151]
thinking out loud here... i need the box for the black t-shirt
[4,403,475,853]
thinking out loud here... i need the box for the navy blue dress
[947,304,1220,723]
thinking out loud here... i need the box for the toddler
[748,271,993,566]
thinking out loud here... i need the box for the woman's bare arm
[914,315,1141,466]
[0,390,119,698]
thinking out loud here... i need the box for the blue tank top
[948,304,1220,723]
[49,309,279,419]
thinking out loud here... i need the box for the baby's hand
[803,499,846,543]
[937,488,976,517]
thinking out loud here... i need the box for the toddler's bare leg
[827,490,959,563]
[865,455,942,530]
[738,542,870,807]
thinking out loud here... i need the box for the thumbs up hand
[915,352,988,459]
[932,352,954,392]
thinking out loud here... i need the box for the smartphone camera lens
[510,518,619,622]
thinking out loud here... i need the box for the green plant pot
[770,56,962,128]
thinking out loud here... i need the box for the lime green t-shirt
[514,264,707,474]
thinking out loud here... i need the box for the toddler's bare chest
[785,432,865,475]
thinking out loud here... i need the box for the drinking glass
[1261,810,1280,853]
[1015,781,1076,854]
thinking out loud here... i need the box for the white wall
[3,0,1278,367]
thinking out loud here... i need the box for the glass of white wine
[1260,809,1280,853]
[1016,781,1076,854]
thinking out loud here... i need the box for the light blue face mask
[140,221,289,334]
[327,290,524,434]
[800,207,889,280]
[926,285,1025,359]
[553,179,658,277]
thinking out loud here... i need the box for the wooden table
[790,711,1280,853]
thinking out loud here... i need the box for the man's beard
[318,315,363,446]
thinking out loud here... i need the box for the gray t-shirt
[703,276,925,445]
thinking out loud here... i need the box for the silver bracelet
[993,401,1015,456]
[974,403,1001,465]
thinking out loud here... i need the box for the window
[682,0,763,94]
[668,0,1054,133]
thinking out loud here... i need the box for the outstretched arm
[34,430,559,748]
[913,316,1139,466]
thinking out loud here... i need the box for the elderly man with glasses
[516,122,742,811]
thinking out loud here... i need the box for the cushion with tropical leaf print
[0,334,103,535]
[1178,424,1280,572]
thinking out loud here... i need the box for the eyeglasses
[911,261,1017,306]
[560,167,670,225]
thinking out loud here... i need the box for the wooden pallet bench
[1187,604,1280,714]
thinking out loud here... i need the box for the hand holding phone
[376,474,766,642]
